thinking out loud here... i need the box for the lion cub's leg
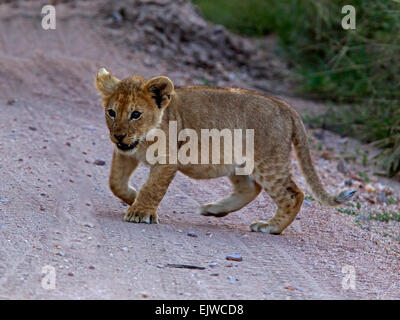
[250,170,304,235]
[109,150,139,205]
[124,164,177,224]
[200,175,262,217]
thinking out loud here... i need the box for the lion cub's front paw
[124,205,159,224]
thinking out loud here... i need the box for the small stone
[93,159,106,166]
[84,223,94,228]
[284,285,296,291]
[82,126,97,131]
[336,137,348,144]
[209,262,217,268]
[337,159,349,174]
[122,247,128,252]
[56,251,64,257]
[210,273,219,276]
[187,231,198,237]
[0,197,10,204]
[88,265,95,270]
[6,99,16,105]
[67,272,74,277]
[376,192,387,204]
[65,142,71,147]
[303,200,312,207]
[226,253,242,262]
[314,131,325,140]
[156,264,164,269]
[345,179,353,187]
[227,276,240,285]
[28,126,37,131]
[365,184,376,193]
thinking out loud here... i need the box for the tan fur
[95,68,355,234]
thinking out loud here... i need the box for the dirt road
[0,2,398,299]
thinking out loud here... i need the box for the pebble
[209,262,217,268]
[28,126,37,131]
[122,247,128,252]
[187,231,198,237]
[88,265,95,270]
[284,285,296,291]
[84,223,94,228]
[227,276,240,285]
[93,159,106,166]
[303,200,312,207]
[56,251,64,257]
[345,179,353,187]
[0,197,10,204]
[337,159,349,174]
[226,253,243,262]
[67,272,74,277]
[82,126,97,131]
[210,273,219,276]
[376,192,388,204]
[6,99,16,105]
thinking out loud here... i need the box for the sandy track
[0,2,398,299]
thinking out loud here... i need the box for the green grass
[369,211,400,222]
[194,0,400,176]
[192,0,279,37]
[358,171,371,182]
[336,208,357,216]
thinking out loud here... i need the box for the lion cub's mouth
[117,139,139,151]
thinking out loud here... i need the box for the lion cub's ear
[143,76,174,109]
[95,67,120,97]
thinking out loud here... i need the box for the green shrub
[194,0,400,176]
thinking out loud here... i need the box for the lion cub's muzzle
[116,139,139,151]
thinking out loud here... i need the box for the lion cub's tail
[291,111,355,206]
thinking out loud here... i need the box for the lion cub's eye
[107,109,116,118]
[130,111,142,120]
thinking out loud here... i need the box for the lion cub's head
[95,67,174,153]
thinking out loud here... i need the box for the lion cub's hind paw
[198,204,230,218]
[250,220,282,235]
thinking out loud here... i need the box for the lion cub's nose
[114,133,127,142]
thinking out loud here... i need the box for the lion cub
[95,68,355,234]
